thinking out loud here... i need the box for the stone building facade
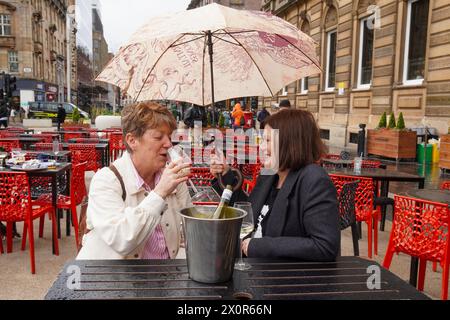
[262,0,450,149]
[0,0,76,108]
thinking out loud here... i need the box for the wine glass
[52,140,61,162]
[234,202,254,271]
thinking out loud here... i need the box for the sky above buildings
[101,0,191,53]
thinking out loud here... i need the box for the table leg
[52,175,58,254]
[409,179,425,287]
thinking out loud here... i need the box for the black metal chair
[338,180,360,256]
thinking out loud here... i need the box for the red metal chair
[324,154,341,160]
[189,167,215,187]
[31,134,54,143]
[109,132,126,161]
[71,138,100,144]
[6,127,25,133]
[441,181,450,191]
[329,174,379,258]
[0,172,59,274]
[0,132,20,138]
[69,144,99,172]
[383,195,450,300]
[242,163,261,194]
[35,162,87,247]
[0,140,20,152]
[64,132,83,142]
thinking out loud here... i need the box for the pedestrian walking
[57,104,66,131]
[257,107,270,129]
[232,102,244,130]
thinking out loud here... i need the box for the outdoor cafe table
[405,189,450,206]
[321,158,387,169]
[0,137,44,150]
[19,133,60,140]
[23,150,72,162]
[325,167,426,288]
[0,163,72,254]
[68,138,110,144]
[45,256,429,300]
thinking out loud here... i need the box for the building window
[403,0,429,85]
[0,14,11,36]
[281,86,288,96]
[301,77,309,94]
[320,129,330,140]
[358,17,374,88]
[349,132,359,144]
[325,30,337,91]
[8,51,19,73]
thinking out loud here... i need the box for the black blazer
[214,164,340,262]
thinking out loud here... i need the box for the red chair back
[0,132,19,138]
[441,181,450,191]
[189,167,215,187]
[64,132,83,142]
[31,134,54,143]
[391,195,450,261]
[71,162,87,206]
[0,140,20,152]
[109,132,126,161]
[72,138,100,144]
[0,172,32,222]
[329,174,374,221]
[69,144,99,172]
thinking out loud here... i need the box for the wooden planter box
[367,129,417,160]
[439,134,450,170]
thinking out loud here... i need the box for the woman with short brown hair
[211,109,339,261]
[77,101,192,260]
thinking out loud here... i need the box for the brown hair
[121,101,177,152]
[264,109,325,171]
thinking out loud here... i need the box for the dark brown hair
[264,109,325,171]
[121,101,177,152]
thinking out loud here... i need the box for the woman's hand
[242,238,251,257]
[154,162,190,199]
[210,153,230,177]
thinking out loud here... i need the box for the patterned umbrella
[97,3,321,122]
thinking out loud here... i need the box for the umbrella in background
[97,3,321,124]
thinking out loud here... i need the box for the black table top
[45,257,429,300]
[0,162,71,174]
[405,189,450,206]
[0,137,43,142]
[326,168,424,182]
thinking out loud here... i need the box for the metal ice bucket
[178,206,247,284]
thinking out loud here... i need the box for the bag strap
[109,164,126,201]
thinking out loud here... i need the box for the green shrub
[396,112,406,130]
[72,107,80,123]
[218,113,225,128]
[378,112,387,128]
[388,112,396,129]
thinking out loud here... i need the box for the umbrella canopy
[97,3,321,107]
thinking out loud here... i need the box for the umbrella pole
[207,31,216,127]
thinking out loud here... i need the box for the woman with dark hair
[211,109,339,261]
